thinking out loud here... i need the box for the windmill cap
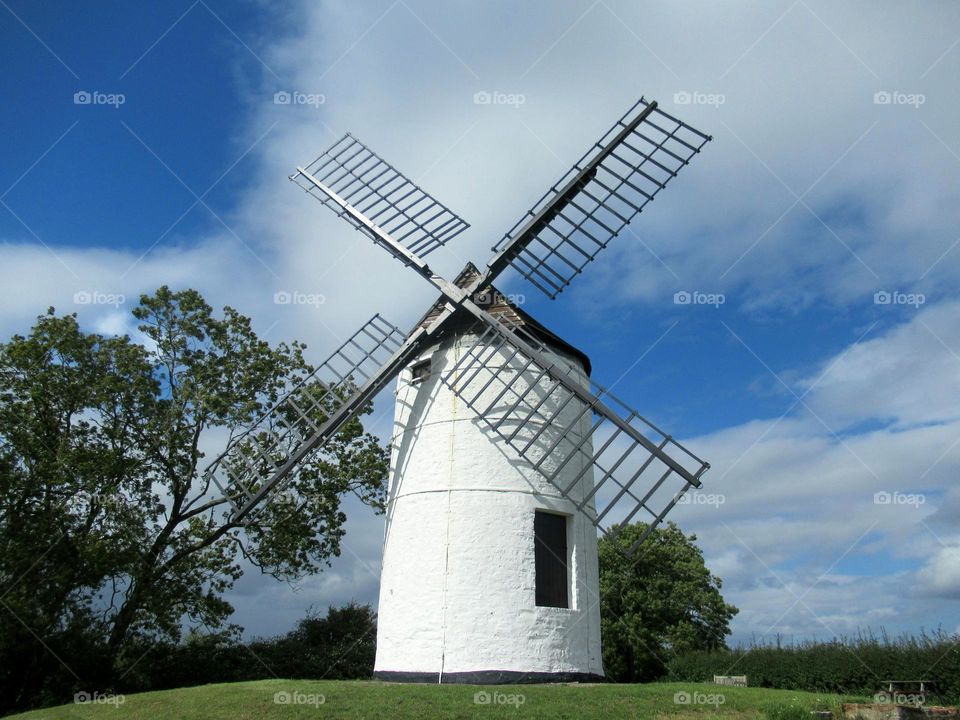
[414,262,592,375]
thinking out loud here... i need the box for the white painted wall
[374,329,604,679]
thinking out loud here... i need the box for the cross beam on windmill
[203,96,712,683]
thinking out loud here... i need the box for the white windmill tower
[376,264,605,682]
[202,97,712,683]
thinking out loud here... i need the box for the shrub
[87,603,378,704]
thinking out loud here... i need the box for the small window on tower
[534,510,569,608]
[410,359,431,384]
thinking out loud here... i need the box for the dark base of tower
[374,670,605,684]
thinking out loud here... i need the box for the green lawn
[8,680,869,719]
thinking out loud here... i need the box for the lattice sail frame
[290,134,470,258]
[200,95,713,551]
[441,315,709,554]
[204,314,405,518]
[490,98,711,298]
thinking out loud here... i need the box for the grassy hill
[7,680,868,719]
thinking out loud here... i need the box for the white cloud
[916,545,960,600]
[797,300,960,429]
[679,302,960,641]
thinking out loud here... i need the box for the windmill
[203,96,712,683]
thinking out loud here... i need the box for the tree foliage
[599,521,739,682]
[0,288,388,713]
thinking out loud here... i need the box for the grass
[6,680,870,719]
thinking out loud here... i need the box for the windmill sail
[267,94,713,557]
[441,312,709,555]
[486,98,711,299]
[203,313,407,521]
[290,134,470,259]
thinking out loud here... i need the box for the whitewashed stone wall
[374,329,604,680]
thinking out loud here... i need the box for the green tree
[599,521,738,682]
[0,288,387,712]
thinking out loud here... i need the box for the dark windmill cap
[414,262,592,376]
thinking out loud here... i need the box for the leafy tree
[0,288,387,712]
[599,521,738,682]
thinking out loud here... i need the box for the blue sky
[3,0,960,651]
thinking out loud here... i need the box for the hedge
[667,632,960,703]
